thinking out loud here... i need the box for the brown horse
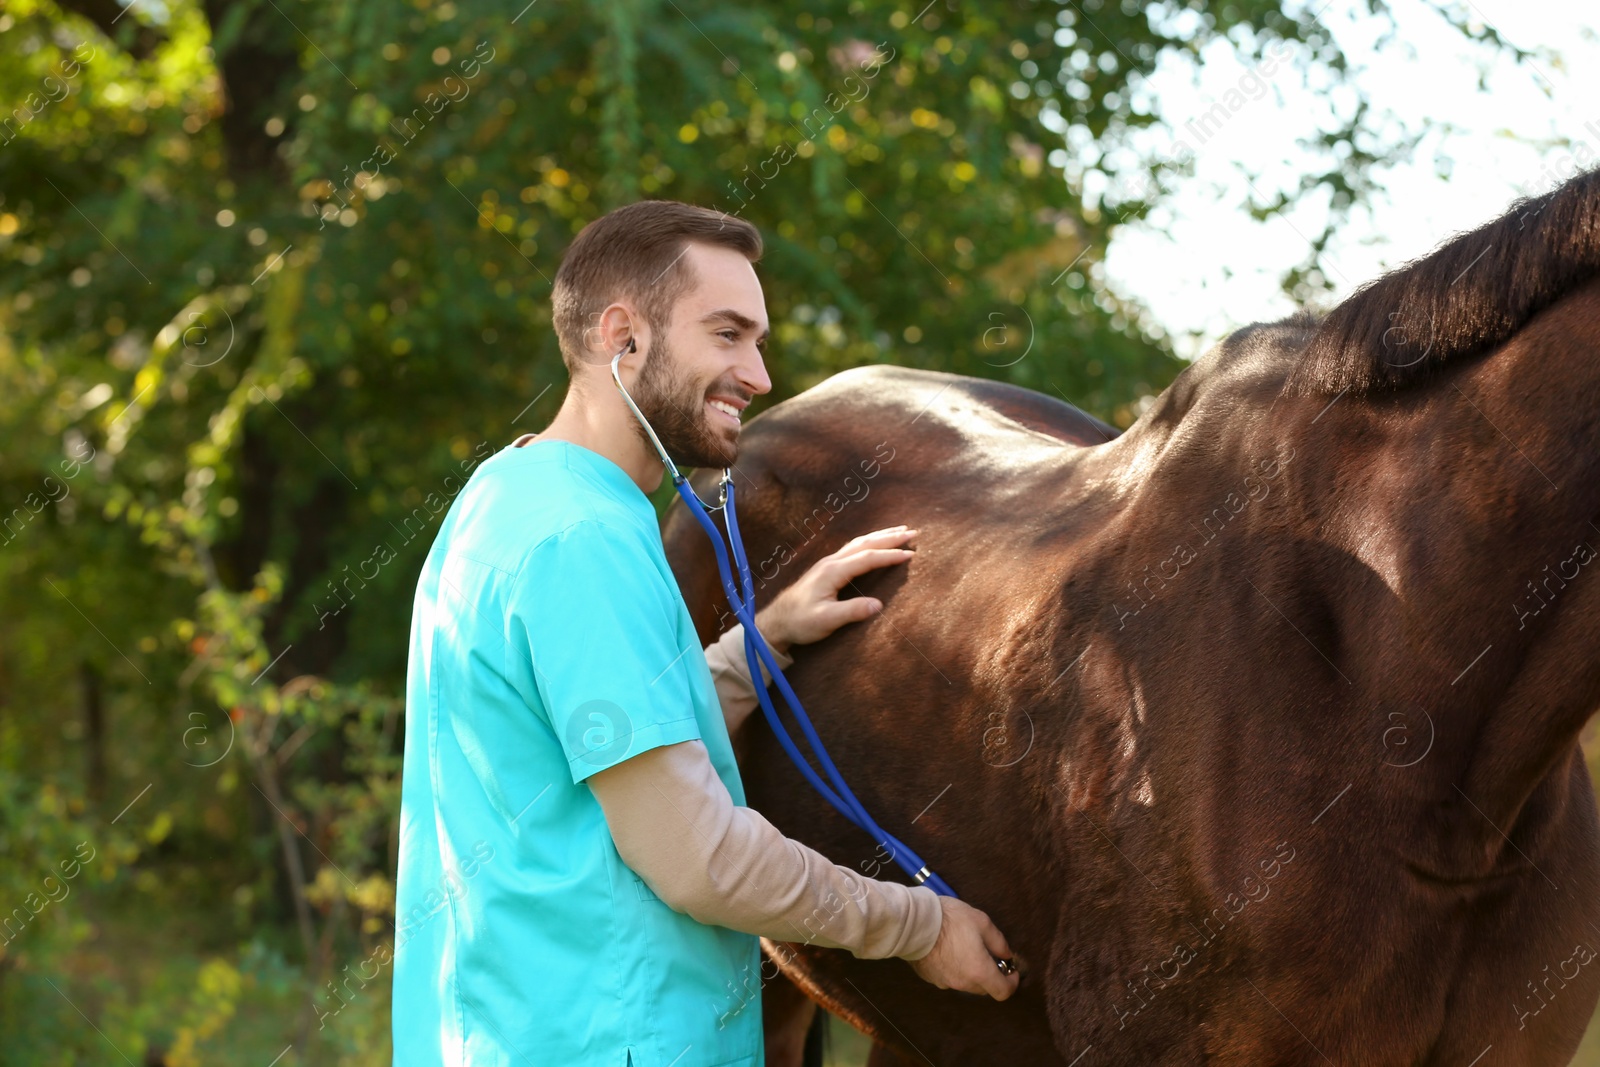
[662,166,1600,1065]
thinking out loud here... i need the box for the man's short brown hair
[551,200,763,373]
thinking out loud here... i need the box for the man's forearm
[590,739,943,961]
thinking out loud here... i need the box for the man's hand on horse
[754,526,919,652]
[909,895,1022,1001]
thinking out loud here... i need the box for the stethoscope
[609,339,1018,978]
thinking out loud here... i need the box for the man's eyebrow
[700,308,770,340]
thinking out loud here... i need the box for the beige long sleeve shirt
[701,618,795,738]
[587,622,944,961]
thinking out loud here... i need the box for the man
[392,199,1018,1066]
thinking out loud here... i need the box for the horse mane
[1285,166,1600,396]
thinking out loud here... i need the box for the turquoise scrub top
[392,438,763,1066]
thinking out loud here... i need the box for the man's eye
[718,330,737,342]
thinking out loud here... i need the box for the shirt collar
[494,437,658,523]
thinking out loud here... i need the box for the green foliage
[0,0,1478,1061]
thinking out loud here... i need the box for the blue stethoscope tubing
[609,344,957,899]
[690,473,958,899]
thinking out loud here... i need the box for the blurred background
[1,0,1597,1062]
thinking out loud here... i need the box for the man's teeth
[709,399,740,419]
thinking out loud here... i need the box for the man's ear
[589,304,647,365]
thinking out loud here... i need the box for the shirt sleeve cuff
[898,885,945,961]
[709,622,794,691]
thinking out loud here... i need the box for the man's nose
[739,346,772,397]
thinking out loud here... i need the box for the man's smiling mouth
[707,397,743,426]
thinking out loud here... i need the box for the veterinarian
[391,199,1018,1065]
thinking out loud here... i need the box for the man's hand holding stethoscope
[750,526,919,653]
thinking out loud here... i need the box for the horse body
[662,171,1600,1065]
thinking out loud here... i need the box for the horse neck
[1285,287,1600,851]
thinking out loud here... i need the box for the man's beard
[628,334,740,470]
